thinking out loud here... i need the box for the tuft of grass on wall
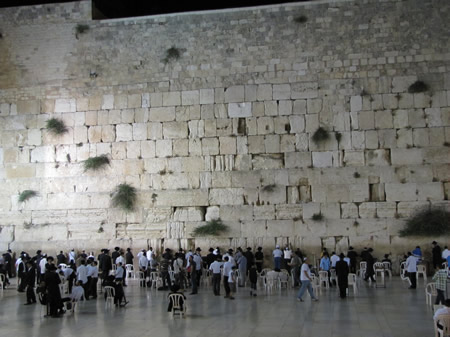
[262,184,276,192]
[83,155,110,171]
[311,213,324,221]
[46,118,68,135]
[294,15,308,24]
[111,183,137,212]
[75,24,89,39]
[399,207,449,237]
[163,46,181,63]
[18,190,38,203]
[192,218,229,236]
[312,127,330,144]
[408,80,429,93]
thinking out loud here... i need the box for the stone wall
[0,0,449,262]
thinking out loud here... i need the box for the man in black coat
[4,250,13,278]
[335,253,349,299]
[24,260,37,305]
[111,247,121,262]
[102,250,112,285]
[432,241,442,269]
[244,247,255,274]
[125,248,134,265]
[56,251,66,265]
[44,264,63,317]
[347,246,358,274]
[363,248,376,282]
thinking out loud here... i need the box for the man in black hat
[101,249,112,286]
[206,248,215,269]
[24,260,37,305]
[4,250,13,278]
[363,248,376,282]
[125,248,134,266]
[255,247,264,273]
[244,247,254,274]
[432,241,442,270]
[347,247,358,274]
[335,253,349,299]
[112,247,121,262]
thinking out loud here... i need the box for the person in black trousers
[335,254,349,299]
[24,260,37,305]
[363,248,376,282]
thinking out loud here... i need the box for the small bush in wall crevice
[46,118,68,135]
[83,155,110,172]
[19,190,38,203]
[311,213,324,221]
[163,46,181,63]
[312,127,330,144]
[192,218,229,236]
[111,183,137,212]
[294,15,308,24]
[408,80,429,93]
[399,207,449,237]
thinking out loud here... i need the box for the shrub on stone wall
[83,155,110,171]
[46,117,68,135]
[399,207,449,237]
[192,218,228,236]
[18,190,38,203]
[408,80,429,93]
[111,183,137,212]
[312,127,329,144]
[163,46,181,63]
[75,24,89,39]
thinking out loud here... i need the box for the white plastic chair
[310,275,321,297]
[373,262,385,282]
[382,262,392,278]
[0,274,5,292]
[425,283,437,307]
[279,271,290,289]
[357,261,367,279]
[417,265,427,284]
[150,271,162,288]
[125,264,135,279]
[434,314,450,337]
[400,262,412,286]
[330,269,337,286]
[104,286,115,307]
[265,271,279,293]
[318,271,330,289]
[168,293,186,318]
[347,273,357,295]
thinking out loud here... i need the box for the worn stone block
[350,96,362,112]
[385,183,417,202]
[150,107,176,122]
[273,84,291,100]
[252,154,284,170]
[257,84,272,101]
[200,89,214,104]
[17,100,40,115]
[228,102,252,118]
[181,90,199,106]
[102,95,114,110]
[162,121,188,139]
[148,122,163,140]
[162,92,181,106]
[115,124,132,142]
[155,139,172,157]
[201,138,219,155]
[209,188,244,205]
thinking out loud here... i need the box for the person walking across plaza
[297,257,318,302]
[432,264,447,304]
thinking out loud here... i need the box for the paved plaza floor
[0,276,437,337]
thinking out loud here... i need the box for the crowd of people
[0,241,449,317]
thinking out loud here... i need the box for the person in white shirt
[39,254,47,280]
[296,257,318,302]
[343,256,351,267]
[434,299,450,330]
[283,246,292,273]
[77,260,89,297]
[173,253,186,289]
[68,249,76,264]
[146,247,155,265]
[228,266,237,300]
[193,249,203,288]
[442,246,450,260]
[405,252,418,289]
[273,245,283,270]
[70,281,85,302]
[115,262,125,282]
[87,261,99,299]
[223,256,233,298]
[209,257,223,296]
[330,252,340,268]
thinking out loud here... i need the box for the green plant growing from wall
[192,218,229,236]
[46,118,68,135]
[262,184,276,192]
[75,24,90,39]
[18,190,38,203]
[294,15,308,24]
[353,172,361,178]
[111,183,137,212]
[311,213,324,221]
[335,132,342,143]
[312,127,330,144]
[83,155,110,171]
[408,80,429,93]
[163,46,181,63]
[399,207,449,237]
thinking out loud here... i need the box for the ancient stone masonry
[0,0,449,262]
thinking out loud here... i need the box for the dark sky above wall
[0,0,311,19]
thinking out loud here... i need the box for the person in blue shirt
[319,253,332,287]
[412,246,422,258]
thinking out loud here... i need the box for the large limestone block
[349,184,370,202]
[181,90,199,106]
[350,96,362,112]
[47,193,90,209]
[325,219,356,237]
[209,188,244,205]
[205,206,220,221]
[385,183,417,202]
[266,220,294,237]
[156,189,209,207]
[343,151,365,166]
[275,204,301,220]
[102,95,114,110]
[224,85,245,103]
[366,149,391,166]
[17,100,40,115]
[376,202,397,218]
[228,102,252,118]
[264,135,280,153]
[163,92,181,106]
[312,151,333,168]
[259,184,286,205]
[132,123,148,141]
[155,139,173,157]
[416,183,444,201]
[285,152,312,168]
[423,148,450,164]
[341,203,358,218]
[16,223,68,242]
[273,84,291,100]
[219,205,253,221]
[241,220,266,237]
[253,205,275,220]
[0,225,14,243]
[391,148,423,165]
[291,82,318,99]
[321,203,341,219]
[230,171,260,188]
[149,107,176,122]
[88,125,102,143]
[359,202,377,218]
[201,138,219,156]
[257,84,272,101]
[392,76,417,93]
[30,146,55,163]
[162,121,188,139]
[116,124,133,142]
[200,89,214,104]
[252,154,284,170]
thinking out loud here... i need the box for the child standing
[228,266,237,300]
